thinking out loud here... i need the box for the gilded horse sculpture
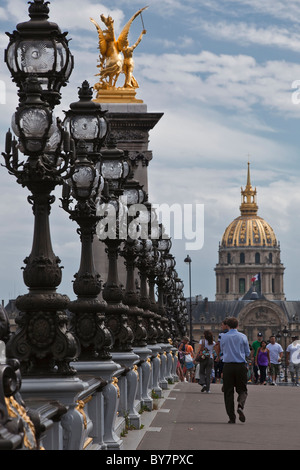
[90,7,147,90]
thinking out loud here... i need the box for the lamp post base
[6,292,78,377]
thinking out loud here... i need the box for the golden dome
[221,163,277,248]
[221,215,277,247]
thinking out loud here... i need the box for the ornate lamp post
[97,139,133,352]
[61,81,112,361]
[119,182,155,412]
[146,239,160,342]
[120,178,148,348]
[184,254,193,348]
[3,78,78,376]
[135,236,163,397]
[166,272,184,341]
[63,80,108,158]
[175,281,187,339]
[156,238,173,343]
[2,0,78,376]
[5,0,73,108]
[97,140,147,429]
[136,237,160,344]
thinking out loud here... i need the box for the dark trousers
[253,364,259,383]
[259,365,267,383]
[199,358,214,391]
[223,363,248,421]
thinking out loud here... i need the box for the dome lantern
[240,162,258,216]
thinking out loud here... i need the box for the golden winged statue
[91,6,148,91]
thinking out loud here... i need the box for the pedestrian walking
[176,357,185,382]
[195,330,215,393]
[267,335,283,385]
[286,336,300,386]
[178,338,187,375]
[214,318,229,386]
[213,351,222,384]
[251,333,263,384]
[220,317,250,424]
[255,340,270,385]
[178,336,194,382]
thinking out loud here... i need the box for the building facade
[215,162,285,301]
[192,164,300,344]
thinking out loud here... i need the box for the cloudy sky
[1,0,300,305]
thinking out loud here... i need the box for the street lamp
[156,234,173,343]
[136,234,159,346]
[63,80,108,158]
[60,82,115,361]
[2,1,78,376]
[97,140,133,352]
[5,0,74,108]
[119,178,148,348]
[184,254,193,348]
[276,332,281,344]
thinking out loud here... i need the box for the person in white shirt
[286,336,300,386]
[196,330,216,393]
[266,336,283,385]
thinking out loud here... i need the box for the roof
[192,296,300,324]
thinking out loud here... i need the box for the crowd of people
[176,317,300,424]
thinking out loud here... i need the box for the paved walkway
[122,382,300,451]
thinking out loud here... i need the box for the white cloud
[200,20,300,52]
[194,0,300,24]
[5,0,125,32]
[226,0,300,23]
[138,51,300,117]
[147,107,288,169]
[0,8,8,20]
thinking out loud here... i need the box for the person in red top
[178,336,195,382]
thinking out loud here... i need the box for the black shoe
[237,407,246,423]
[228,419,236,424]
[201,385,207,393]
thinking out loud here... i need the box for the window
[227,253,231,264]
[269,253,273,263]
[240,253,245,264]
[272,278,275,293]
[255,253,260,264]
[226,278,229,293]
[239,278,245,294]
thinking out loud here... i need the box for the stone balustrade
[0,340,178,450]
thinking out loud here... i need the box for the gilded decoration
[5,396,38,450]
[91,7,148,103]
[221,163,277,248]
[112,377,120,398]
[76,396,93,429]
[222,215,277,248]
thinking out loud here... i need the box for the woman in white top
[196,330,216,393]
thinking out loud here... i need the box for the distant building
[192,164,300,344]
[3,299,19,334]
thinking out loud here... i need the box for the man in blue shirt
[220,317,250,424]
